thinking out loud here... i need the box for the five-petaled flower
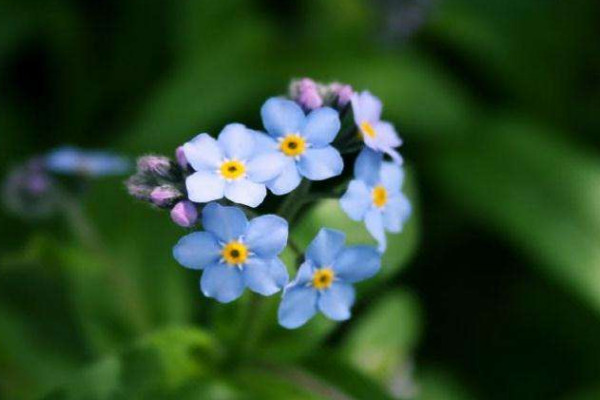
[340,148,411,252]
[183,123,286,208]
[351,91,403,164]
[256,97,344,195]
[278,228,381,329]
[173,203,289,303]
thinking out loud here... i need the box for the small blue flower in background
[45,146,130,177]
[257,98,344,195]
[278,228,381,329]
[351,91,403,164]
[340,148,411,252]
[173,202,289,303]
[183,123,286,208]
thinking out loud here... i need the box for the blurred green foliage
[0,0,599,399]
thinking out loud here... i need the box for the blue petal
[340,180,372,221]
[218,123,255,161]
[224,179,267,208]
[186,171,225,203]
[332,246,381,283]
[245,215,288,258]
[374,121,402,148]
[183,133,223,171]
[294,260,316,285]
[278,285,318,329]
[301,107,340,147]
[354,148,382,186]
[266,158,302,195]
[380,161,404,194]
[318,282,355,321]
[383,194,411,233]
[297,146,343,181]
[201,202,248,242]
[351,91,382,124]
[261,97,305,137]
[243,257,288,296]
[252,131,279,155]
[246,151,287,183]
[306,228,346,267]
[365,208,386,252]
[173,232,221,270]
[200,263,245,303]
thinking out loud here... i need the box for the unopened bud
[137,155,175,179]
[175,146,188,169]
[330,83,354,107]
[170,200,198,228]
[150,185,182,208]
[290,78,323,111]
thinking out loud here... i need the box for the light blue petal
[278,285,318,329]
[294,260,316,285]
[173,232,220,270]
[266,158,302,195]
[354,148,382,186]
[380,161,404,194]
[246,151,287,183]
[340,180,372,221]
[318,282,355,321]
[301,107,340,147]
[183,133,223,171]
[374,121,402,148]
[201,202,248,242]
[297,146,343,181]
[224,179,267,208]
[351,91,382,124]
[245,214,288,258]
[252,131,279,155]
[383,194,411,233]
[306,228,345,267]
[365,208,386,252]
[332,246,381,283]
[200,263,245,303]
[261,97,306,137]
[186,171,225,203]
[243,257,288,296]
[218,123,255,160]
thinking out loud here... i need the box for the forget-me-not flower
[278,228,381,329]
[173,202,289,303]
[45,146,130,177]
[183,123,286,208]
[351,91,403,164]
[340,148,411,252]
[256,98,344,195]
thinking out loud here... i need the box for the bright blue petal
[200,263,245,303]
[173,232,220,270]
[245,215,288,258]
[354,148,382,186]
[201,202,248,242]
[340,180,372,221]
[266,158,302,195]
[365,208,386,252]
[297,146,343,181]
[306,228,345,267]
[261,97,305,137]
[224,179,266,208]
[380,161,404,194]
[246,151,287,183]
[332,246,381,283]
[383,194,411,233]
[318,283,355,321]
[301,107,340,147]
[294,260,316,285]
[183,133,223,171]
[186,171,225,203]
[218,123,255,160]
[278,285,318,329]
[243,257,288,296]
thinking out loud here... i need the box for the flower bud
[170,200,198,228]
[150,185,182,208]
[137,155,176,180]
[290,78,323,111]
[330,83,354,107]
[175,146,189,169]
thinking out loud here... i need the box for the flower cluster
[126,78,412,328]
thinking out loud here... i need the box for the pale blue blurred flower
[278,228,381,329]
[45,146,130,177]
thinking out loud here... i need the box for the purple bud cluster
[289,78,354,112]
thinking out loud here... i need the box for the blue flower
[278,228,381,329]
[351,91,403,164]
[45,146,130,177]
[257,98,344,195]
[183,123,286,208]
[340,148,411,252]
[173,202,289,303]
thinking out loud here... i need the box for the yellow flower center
[312,268,335,290]
[221,241,249,265]
[280,134,306,157]
[372,185,388,208]
[360,121,377,139]
[220,160,245,180]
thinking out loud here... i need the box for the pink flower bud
[170,200,198,227]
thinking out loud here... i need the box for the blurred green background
[1,0,599,399]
